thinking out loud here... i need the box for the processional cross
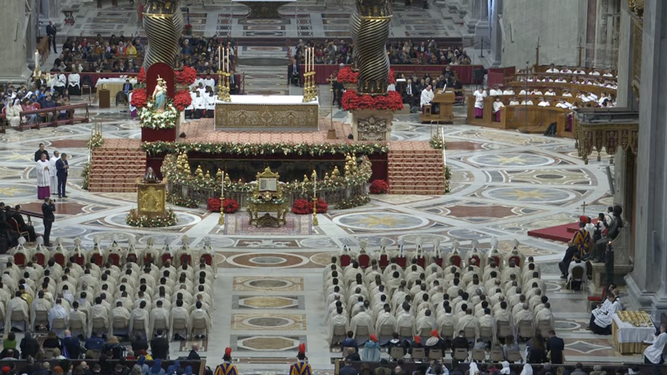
[581,201,587,216]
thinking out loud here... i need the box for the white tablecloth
[612,314,655,343]
[95,78,137,87]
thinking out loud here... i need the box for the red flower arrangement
[291,198,328,214]
[137,67,146,83]
[369,179,389,194]
[176,66,197,85]
[337,66,396,84]
[207,197,239,213]
[341,90,404,111]
[173,90,192,111]
[130,88,147,108]
[223,198,239,213]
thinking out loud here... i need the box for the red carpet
[527,222,579,242]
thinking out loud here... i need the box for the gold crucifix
[581,201,587,215]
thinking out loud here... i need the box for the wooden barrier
[466,95,573,137]
[295,64,482,85]
[18,103,90,131]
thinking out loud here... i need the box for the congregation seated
[0,237,216,359]
[324,241,554,360]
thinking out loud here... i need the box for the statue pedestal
[136,180,167,217]
[350,109,393,141]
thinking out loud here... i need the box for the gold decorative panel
[215,103,319,130]
[137,181,167,217]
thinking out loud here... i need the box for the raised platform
[527,222,579,242]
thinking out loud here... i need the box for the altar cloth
[215,95,319,130]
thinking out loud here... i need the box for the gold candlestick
[312,196,318,226]
[218,196,225,226]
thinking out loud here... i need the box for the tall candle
[441,127,447,168]
[34,49,39,71]
[218,46,221,70]
[313,171,317,195]
[221,171,225,198]
[226,48,230,72]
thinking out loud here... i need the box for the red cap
[430,329,439,337]
[2,367,10,373]
[370,334,378,342]
[298,343,306,354]
[413,336,421,344]
[225,347,232,357]
[579,215,588,223]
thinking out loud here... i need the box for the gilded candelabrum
[217,70,231,102]
[302,71,316,102]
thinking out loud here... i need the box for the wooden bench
[18,103,90,131]
[466,95,572,137]
[533,64,617,75]
[504,81,616,97]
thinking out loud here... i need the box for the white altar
[215,95,319,131]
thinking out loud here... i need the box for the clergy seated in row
[537,98,551,107]
[489,85,503,96]
[184,90,208,119]
[588,292,622,335]
[502,88,515,96]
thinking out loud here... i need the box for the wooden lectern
[420,90,455,123]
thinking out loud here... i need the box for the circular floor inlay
[467,153,555,168]
[248,279,289,288]
[241,337,296,351]
[246,317,291,327]
[535,174,566,179]
[334,212,429,231]
[482,187,574,204]
[249,256,287,265]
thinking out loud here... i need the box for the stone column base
[350,109,393,141]
[588,262,633,296]
[624,274,667,324]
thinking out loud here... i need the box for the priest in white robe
[69,302,87,338]
[49,151,60,194]
[420,85,435,110]
[5,291,29,332]
[328,307,349,344]
[189,301,211,338]
[36,154,51,199]
[349,306,374,337]
[169,299,190,340]
[48,298,69,337]
[129,301,150,339]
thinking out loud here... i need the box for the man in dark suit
[229,71,239,95]
[63,330,83,359]
[339,359,358,375]
[186,343,201,360]
[41,198,55,247]
[55,153,69,198]
[288,60,301,86]
[546,329,565,364]
[150,329,170,359]
[34,143,49,162]
[46,21,57,53]
[123,79,133,94]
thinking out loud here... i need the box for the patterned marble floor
[57,1,465,39]
[0,87,632,370]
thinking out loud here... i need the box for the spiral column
[142,0,184,68]
[350,0,392,95]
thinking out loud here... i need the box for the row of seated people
[2,240,216,341]
[487,86,616,103]
[324,244,554,349]
[514,76,617,89]
[540,64,617,77]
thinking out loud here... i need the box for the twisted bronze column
[350,0,392,95]
[142,0,184,68]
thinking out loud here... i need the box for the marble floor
[0,86,637,370]
[55,1,466,39]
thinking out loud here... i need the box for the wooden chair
[497,321,513,340]
[464,327,477,342]
[428,348,443,360]
[471,348,486,362]
[8,218,29,241]
[331,324,347,345]
[480,326,494,343]
[453,348,469,361]
[567,264,586,291]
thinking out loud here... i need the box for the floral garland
[142,141,388,156]
[166,193,200,208]
[162,154,374,195]
[341,90,403,111]
[139,102,178,129]
[126,209,177,227]
[430,133,445,149]
[81,161,90,190]
[336,195,371,209]
[88,133,104,149]
[337,67,395,84]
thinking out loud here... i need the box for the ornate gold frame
[247,167,289,227]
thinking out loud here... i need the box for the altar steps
[88,144,146,193]
[387,142,446,195]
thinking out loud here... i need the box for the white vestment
[49,156,60,192]
[36,160,51,188]
[420,89,434,107]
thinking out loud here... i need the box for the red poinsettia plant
[173,90,192,111]
[176,66,197,85]
[341,90,403,111]
[130,88,147,108]
[369,179,389,194]
[388,68,396,84]
[137,67,146,83]
[207,197,239,213]
[291,198,328,214]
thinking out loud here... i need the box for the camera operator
[41,198,56,247]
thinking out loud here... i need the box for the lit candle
[218,46,221,70]
[313,170,317,195]
[221,171,225,198]
[34,49,39,71]
[226,48,230,72]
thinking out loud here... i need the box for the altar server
[192,91,206,119]
[420,85,434,110]
[644,324,667,367]
[493,97,504,122]
[36,153,52,199]
[205,92,216,118]
[489,85,503,96]
[473,87,486,118]
[589,293,622,335]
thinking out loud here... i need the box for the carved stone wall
[351,110,393,141]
